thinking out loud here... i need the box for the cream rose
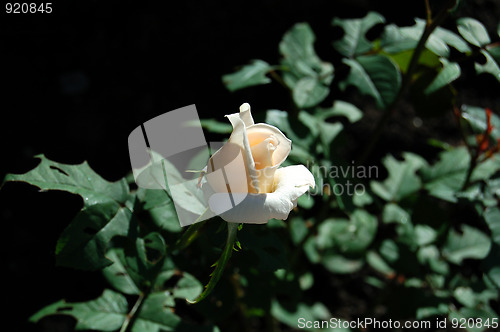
[202,103,315,224]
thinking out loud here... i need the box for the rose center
[250,134,280,170]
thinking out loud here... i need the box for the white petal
[205,142,250,194]
[212,111,259,193]
[239,103,255,127]
[273,164,316,203]
[207,165,315,224]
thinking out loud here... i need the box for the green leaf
[449,307,498,332]
[424,58,461,94]
[154,270,203,302]
[420,147,470,202]
[453,286,478,308]
[2,154,129,207]
[30,289,128,331]
[131,292,182,332]
[433,24,472,54]
[409,66,456,118]
[315,100,363,123]
[487,44,500,67]
[279,22,334,87]
[292,76,330,108]
[318,122,343,153]
[317,210,377,254]
[416,303,449,320]
[289,216,309,244]
[331,11,385,57]
[386,48,441,74]
[417,245,449,275]
[443,224,491,264]
[137,188,181,233]
[159,157,209,217]
[483,244,500,289]
[322,254,364,274]
[484,207,500,245]
[222,60,273,91]
[414,224,438,246]
[457,17,491,47]
[102,248,142,295]
[271,300,334,331]
[460,105,500,140]
[382,203,415,245]
[370,152,426,202]
[380,24,419,54]
[381,19,470,56]
[475,49,500,83]
[340,54,401,109]
[132,289,219,332]
[56,202,139,270]
[367,250,394,275]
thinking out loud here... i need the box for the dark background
[1,0,499,331]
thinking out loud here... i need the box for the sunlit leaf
[271,300,334,331]
[417,245,449,275]
[460,104,500,139]
[30,289,128,331]
[454,286,478,308]
[484,207,500,245]
[132,292,219,332]
[317,210,377,254]
[420,147,470,202]
[381,19,470,56]
[370,152,427,202]
[292,76,329,108]
[222,60,273,91]
[2,154,129,207]
[443,224,491,264]
[322,254,364,274]
[315,100,363,123]
[475,49,500,83]
[424,58,461,94]
[367,250,394,275]
[331,11,385,57]
[280,22,334,87]
[449,307,498,332]
[457,17,491,47]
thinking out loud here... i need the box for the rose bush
[203,103,315,224]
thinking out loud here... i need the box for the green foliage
[332,11,385,57]
[222,60,273,92]
[340,55,401,109]
[4,4,500,331]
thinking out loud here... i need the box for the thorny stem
[357,0,457,165]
